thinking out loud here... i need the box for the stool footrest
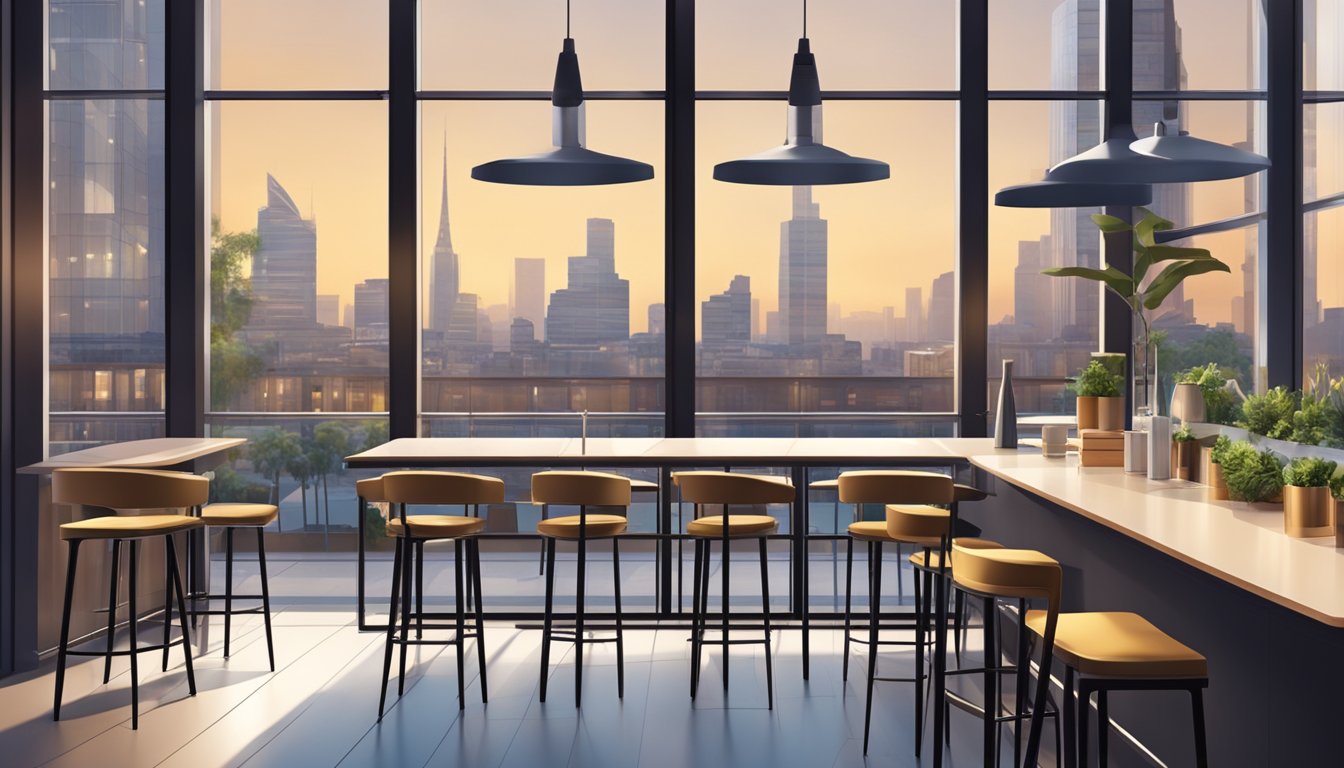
[188,607,265,617]
[872,675,927,684]
[692,636,770,647]
[67,638,187,657]
[189,593,266,602]
[548,634,620,644]
[846,634,919,648]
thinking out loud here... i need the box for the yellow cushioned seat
[386,515,486,538]
[1024,611,1208,679]
[60,514,204,541]
[687,514,778,538]
[951,544,1062,605]
[909,537,1004,569]
[200,503,278,527]
[847,520,898,542]
[537,513,627,539]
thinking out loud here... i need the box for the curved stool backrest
[52,468,209,512]
[884,504,952,546]
[672,471,794,506]
[381,471,505,506]
[950,542,1062,612]
[356,476,387,503]
[837,470,955,506]
[532,470,632,508]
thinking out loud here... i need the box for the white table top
[970,451,1344,628]
[345,436,1001,467]
[19,437,247,474]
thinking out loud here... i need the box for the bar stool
[1023,611,1209,768]
[51,468,205,730]
[675,470,793,710]
[377,471,500,718]
[533,470,632,707]
[189,502,279,670]
[837,470,955,756]
[357,475,387,631]
[539,476,657,574]
[951,541,1063,768]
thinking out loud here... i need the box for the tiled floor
[0,559,1071,768]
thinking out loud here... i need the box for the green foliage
[1237,387,1298,440]
[1073,360,1121,398]
[1043,209,1230,355]
[1220,441,1284,502]
[1290,392,1332,446]
[1330,473,1344,501]
[248,427,302,506]
[1173,423,1196,442]
[364,503,389,548]
[210,219,266,410]
[1282,457,1337,488]
[1174,362,1241,425]
[1209,434,1233,465]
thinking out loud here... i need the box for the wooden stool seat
[908,537,1004,570]
[537,513,627,539]
[687,513,777,538]
[199,503,278,527]
[60,514,203,540]
[387,515,487,538]
[1025,611,1208,679]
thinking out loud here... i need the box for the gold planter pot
[1283,485,1334,538]
[1097,396,1126,432]
[1202,446,1228,500]
[1336,499,1344,548]
[1076,396,1099,431]
[1171,441,1198,481]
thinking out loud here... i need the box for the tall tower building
[702,276,752,349]
[429,137,461,335]
[512,258,546,331]
[251,174,317,327]
[904,287,923,342]
[545,218,631,345]
[354,279,389,341]
[779,186,828,347]
[928,272,956,343]
[1015,238,1054,332]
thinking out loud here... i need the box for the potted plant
[1176,363,1240,425]
[1237,386,1297,440]
[1203,435,1231,500]
[1331,473,1344,548]
[1045,208,1229,418]
[1281,457,1337,537]
[1220,440,1284,504]
[1171,424,1199,481]
[1073,359,1123,431]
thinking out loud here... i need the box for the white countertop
[19,437,247,474]
[969,451,1344,627]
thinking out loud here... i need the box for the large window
[1305,1,1344,382]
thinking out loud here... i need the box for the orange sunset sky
[208,0,1319,340]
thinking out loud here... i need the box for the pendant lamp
[470,3,653,186]
[995,179,1153,208]
[1129,120,1270,181]
[713,2,889,186]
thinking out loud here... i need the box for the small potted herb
[1171,424,1199,481]
[1220,440,1284,504]
[1330,473,1344,548]
[1237,386,1297,440]
[1281,457,1337,537]
[1203,435,1232,500]
[1073,359,1123,431]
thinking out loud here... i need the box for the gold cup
[1202,446,1228,501]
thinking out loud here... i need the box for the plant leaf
[1043,265,1134,299]
[1141,259,1231,310]
[1090,213,1131,233]
[1133,208,1175,248]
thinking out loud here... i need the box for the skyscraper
[702,276,752,349]
[512,258,546,331]
[904,287,923,342]
[928,271,956,343]
[648,303,666,336]
[251,174,317,327]
[429,138,461,336]
[1015,238,1053,333]
[354,279,389,341]
[779,186,828,347]
[545,218,630,345]
[317,294,340,327]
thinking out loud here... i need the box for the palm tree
[312,421,351,530]
[286,449,313,530]
[250,427,301,508]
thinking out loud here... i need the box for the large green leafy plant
[1044,208,1230,412]
[1072,359,1121,397]
[1220,440,1285,502]
[1176,363,1240,425]
[1282,457,1337,488]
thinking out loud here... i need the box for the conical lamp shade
[471,39,653,186]
[1129,122,1270,182]
[713,39,889,186]
[995,180,1153,208]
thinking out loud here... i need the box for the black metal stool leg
[454,539,466,711]
[104,539,121,684]
[758,536,773,710]
[257,527,275,671]
[127,540,141,730]
[377,535,404,719]
[721,532,730,692]
[223,528,234,658]
[613,537,625,700]
[470,538,488,703]
[162,538,172,673]
[575,533,586,708]
[914,560,927,758]
[1078,681,1093,768]
[690,538,702,699]
[1098,689,1110,768]
[165,535,196,695]
[1063,665,1077,768]
[397,534,413,696]
[982,596,997,768]
[53,539,82,722]
[862,540,882,755]
[842,536,854,682]
[539,537,556,703]
[416,541,425,640]
[1015,598,1028,767]
[954,588,965,667]
[1192,686,1209,768]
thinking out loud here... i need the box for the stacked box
[1079,429,1124,467]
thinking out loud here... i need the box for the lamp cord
[567,0,571,37]
[803,0,807,37]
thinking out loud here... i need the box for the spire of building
[436,130,453,253]
[266,173,301,218]
[429,132,462,335]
